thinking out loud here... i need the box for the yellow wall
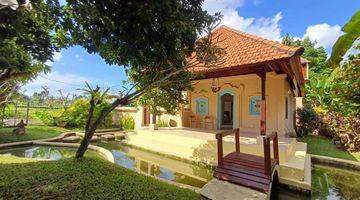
[114,106,183,129]
[188,72,297,136]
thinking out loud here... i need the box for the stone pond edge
[310,154,360,171]
[0,132,115,163]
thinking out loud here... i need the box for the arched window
[196,97,208,115]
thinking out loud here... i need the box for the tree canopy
[58,0,224,158]
[282,35,327,74]
[282,11,360,117]
[0,0,61,105]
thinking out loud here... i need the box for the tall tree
[283,10,360,117]
[281,36,327,74]
[59,0,224,158]
[0,0,61,105]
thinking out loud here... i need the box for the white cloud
[45,51,62,66]
[202,0,245,15]
[53,51,62,61]
[303,24,343,48]
[203,0,283,41]
[22,71,88,96]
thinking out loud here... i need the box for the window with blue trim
[196,97,208,115]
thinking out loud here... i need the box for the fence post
[1,106,4,126]
[14,101,18,126]
[26,102,30,125]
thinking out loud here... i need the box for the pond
[311,164,360,200]
[0,146,102,160]
[272,164,360,200]
[96,141,213,188]
[97,141,360,199]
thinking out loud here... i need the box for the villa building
[116,25,309,137]
[114,26,312,192]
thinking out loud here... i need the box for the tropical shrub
[297,106,360,152]
[55,98,114,129]
[320,112,360,152]
[296,106,319,137]
[120,114,135,130]
[34,110,56,126]
[157,118,169,128]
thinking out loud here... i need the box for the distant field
[1,103,62,126]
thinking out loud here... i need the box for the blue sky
[23,0,360,96]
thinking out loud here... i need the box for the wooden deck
[214,129,279,193]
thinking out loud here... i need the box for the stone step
[101,134,115,141]
[62,136,81,143]
[278,141,308,184]
[277,142,311,192]
[201,179,267,200]
[303,154,312,188]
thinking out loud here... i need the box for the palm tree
[327,11,360,67]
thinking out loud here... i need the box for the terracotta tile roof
[191,25,304,73]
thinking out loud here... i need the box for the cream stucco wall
[188,72,297,136]
[114,106,183,129]
[114,72,300,136]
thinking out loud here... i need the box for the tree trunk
[74,66,189,159]
[75,97,127,158]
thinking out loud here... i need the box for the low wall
[311,154,360,171]
[0,132,115,163]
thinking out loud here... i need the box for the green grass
[298,135,360,162]
[0,156,199,200]
[0,125,69,144]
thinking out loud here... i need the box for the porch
[122,127,310,190]
[131,127,294,164]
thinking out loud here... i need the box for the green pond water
[311,164,360,200]
[0,146,102,160]
[96,141,213,188]
[272,164,360,200]
[1,142,360,200]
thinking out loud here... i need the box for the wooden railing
[215,128,239,166]
[215,129,279,176]
[263,132,279,176]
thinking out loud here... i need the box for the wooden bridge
[213,128,279,193]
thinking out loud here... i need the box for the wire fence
[0,101,63,127]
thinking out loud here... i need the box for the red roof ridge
[217,25,303,57]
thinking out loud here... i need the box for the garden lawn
[298,135,360,162]
[0,156,199,200]
[0,125,69,144]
